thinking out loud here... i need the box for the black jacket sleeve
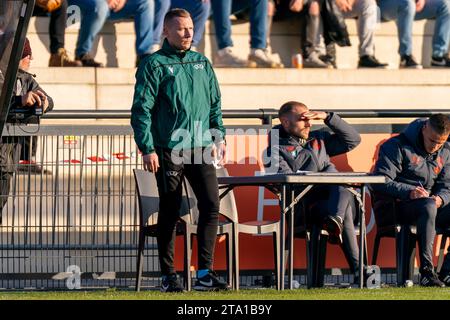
[26,76,54,113]
[320,112,361,157]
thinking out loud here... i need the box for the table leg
[289,187,295,289]
[359,185,366,289]
[280,184,286,290]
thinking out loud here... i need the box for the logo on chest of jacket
[410,155,422,166]
[285,146,298,157]
[434,156,444,174]
[193,64,204,70]
[167,66,174,74]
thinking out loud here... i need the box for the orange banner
[174,133,448,271]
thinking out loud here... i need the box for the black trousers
[294,185,360,272]
[0,141,21,225]
[154,147,220,276]
[33,0,68,53]
[395,198,450,273]
[435,202,450,274]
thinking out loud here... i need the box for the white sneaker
[303,51,330,68]
[149,44,160,54]
[248,48,284,68]
[214,47,248,67]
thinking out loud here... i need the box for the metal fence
[1,110,446,290]
[0,124,162,290]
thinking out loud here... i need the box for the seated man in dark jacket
[1,38,53,224]
[372,114,450,287]
[267,100,362,281]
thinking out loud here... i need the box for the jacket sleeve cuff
[141,147,155,155]
[324,112,333,123]
[436,192,450,207]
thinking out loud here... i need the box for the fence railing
[41,109,450,125]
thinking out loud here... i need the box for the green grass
[1,287,450,300]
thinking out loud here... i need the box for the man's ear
[280,117,289,129]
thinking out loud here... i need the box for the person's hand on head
[302,110,328,121]
[143,153,159,172]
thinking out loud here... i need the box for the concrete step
[27,17,443,68]
[29,67,450,111]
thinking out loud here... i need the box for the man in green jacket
[131,8,227,292]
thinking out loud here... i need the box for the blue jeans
[180,0,211,47]
[69,0,154,57]
[211,0,267,49]
[152,0,171,46]
[378,0,450,57]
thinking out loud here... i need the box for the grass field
[1,287,450,300]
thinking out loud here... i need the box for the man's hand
[432,195,443,208]
[416,0,426,12]
[409,186,430,199]
[35,90,49,110]
[302,110,328,121]
[289,0,304,12]
[21,91,42,107]
[212,142,227,167]
[107,0,126,12]
[143,153,159,172]
[335,0,352,12]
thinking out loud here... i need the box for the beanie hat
[21,37,32,59]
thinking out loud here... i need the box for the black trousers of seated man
[154,147,220,276]
[33,0,68,54]
[292,184,360,273]
[395,197,450,274]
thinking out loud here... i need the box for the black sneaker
[76,54,103,67]
[400,55,422,69]
[160,274,184,293]
[420,267,445,287]
[438,271,450,286]
[324,215,343,245]
[358,55,388,68]
[193,270,229,291]
[431,55,450,67]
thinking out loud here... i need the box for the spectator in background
[1,38,54,224]
[150,0,171,52]
[280,0,387,68]
[211,0,283,67]
[14,39,54,174]
[151,0,211,53]
[34,0,81,67]
[378,0,450,68]
[68,0,154,67]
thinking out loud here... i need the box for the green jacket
[131,40,225,155]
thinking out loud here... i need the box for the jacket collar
[161,39,189,58]
[17,68,35,78]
